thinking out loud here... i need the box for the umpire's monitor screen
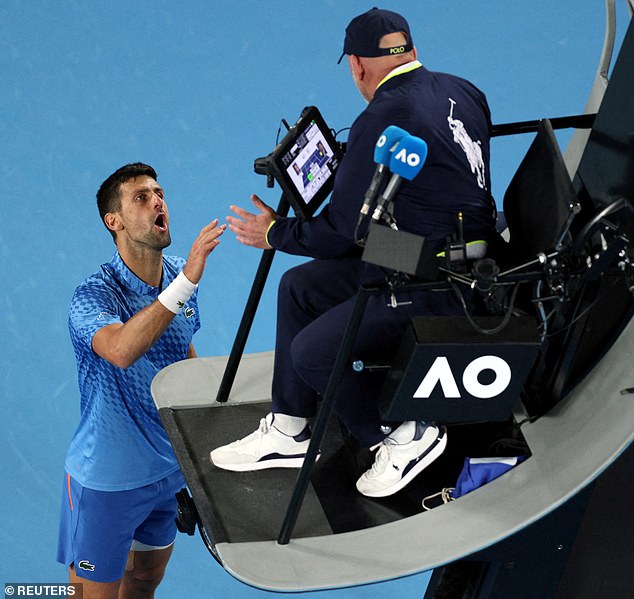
[268,106,342,219]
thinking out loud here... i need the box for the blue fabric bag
[452,456,525,499]
[422,455,525,510]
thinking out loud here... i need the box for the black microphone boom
[358,125,409,226]
[359,163,388,220]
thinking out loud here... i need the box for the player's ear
[104,212,123,233]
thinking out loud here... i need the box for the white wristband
[158,271,197,314]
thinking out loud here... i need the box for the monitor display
[281,121,336,206]
[260,106,342,220]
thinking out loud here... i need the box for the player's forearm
[93,221,223,369]
[94,271,197,368]
[93,301,176,369]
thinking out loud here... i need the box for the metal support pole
[277,286,374,544]
[215,195,290,403]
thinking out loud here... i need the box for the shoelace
[232,414,272,447]
[258,415,272,434]
[368,430,425,476]
[368,441,395,475]
[254,415,276,448]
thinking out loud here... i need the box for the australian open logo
[414,355,512,399]
[389,46,406,55]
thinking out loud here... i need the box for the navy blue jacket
[267,62,495,258]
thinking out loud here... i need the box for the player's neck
[117,243,164,287]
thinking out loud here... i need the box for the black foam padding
[502,119,575,265]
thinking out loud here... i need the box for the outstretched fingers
[227,195,276,249]
[250,194,271,212]
[204,219,227,248]
[183,219,226,283]
[228,204,256,221]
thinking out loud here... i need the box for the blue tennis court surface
[0,1,629,596]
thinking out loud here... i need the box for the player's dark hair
[97,163,158,239]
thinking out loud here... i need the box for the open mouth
[154,213,168,232]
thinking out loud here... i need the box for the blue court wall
[0,1,628,596]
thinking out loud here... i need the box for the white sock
[272,413,308,436]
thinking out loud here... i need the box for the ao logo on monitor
[413,355,512,399]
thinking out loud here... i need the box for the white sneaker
[356,423,447,497]
[209,413,314,472]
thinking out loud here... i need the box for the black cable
[333,126,350,138]
[353,218,366,246]
[543,294,599,338]
[535,305,559,334]
[573,197,633,252]
[274,117,292,146]
[450,280,521,335]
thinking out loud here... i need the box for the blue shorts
[56,469,185,583]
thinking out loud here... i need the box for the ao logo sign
[394,147,422,167]
[376,134,400,152]
[413,355,512,399]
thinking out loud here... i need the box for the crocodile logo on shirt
[78,559,95,572]
[184,307,195,318]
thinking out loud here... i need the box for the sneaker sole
[358,427,448,498]
[210,452,320,472]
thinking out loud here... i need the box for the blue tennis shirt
[66,251,200,491]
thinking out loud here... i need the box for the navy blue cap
[337,7,413,64]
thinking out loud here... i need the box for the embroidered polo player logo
[448,98,487,190]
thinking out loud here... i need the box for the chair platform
[152,324,634,592]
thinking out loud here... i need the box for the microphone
[358,126,409,223]
[371,134,428,224]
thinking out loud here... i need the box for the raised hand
[227,195,278,249]
[183,218,226,284]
